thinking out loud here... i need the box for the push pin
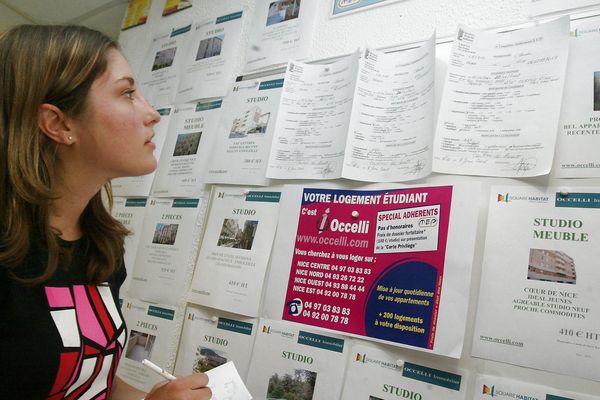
[211,316,218,323]
[352,211,359,219]
[243,189,250,195]
[395,359,404,368]
[559,188,569,197]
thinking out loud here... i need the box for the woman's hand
[145,373,212,400]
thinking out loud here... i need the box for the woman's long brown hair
[0,25,129,285]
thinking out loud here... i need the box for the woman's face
[70,48,160,181]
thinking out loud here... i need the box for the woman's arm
[111,377,147,400]
[110,374,212,400]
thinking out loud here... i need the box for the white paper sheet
[188,186,281,317]
[117,298,183,392]
[138,24,191,106]
[151,100,222,197]
[553,21,600,177]
[263,182,479,358]
[128,196,206,305]
[342,37,436,182]
[266,37,437,182]
[245,318,348,400]
[174,304,257,381]
[204,76,284,186]
[472,186,600,381]
[432,17,570,177]
[206,361,252,400]
[341,341,467,399]
[266,52,360,180]
[111,197,148,296]
[244,0,318,72]
[177,10,245,102]
[474,374,600,400]
[112,106,173,197]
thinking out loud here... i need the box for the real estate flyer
[204,76,284,186]
[151,100,222,197]
[341,341,467,399]
[121,0,151,31]
[432,17,570,177]
[245,318,348,400]
[174,304,257,381]
[117,298,183,392]
[128,196,206,305]
[472,186,600,381]
[266,37,436,182]
[474,374,600,400]
[112,106,173,197]
[245,0,318,71]
[138,24,190,106]
[188,186,281,317]
[264,183,479,358]
[553,19,600,178]
[162,0,191,16]
[177,10,245,102]
[111,197,147,296]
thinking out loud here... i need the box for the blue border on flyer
[332,0,394,16]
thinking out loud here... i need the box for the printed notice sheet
[174,304,257,380]
[432,17,570,177]
[138,24,190,106]
[111,197,147,295]
[117,298,183,392]
[528,0,600,16]
[204,76,284,186]
[245,0,318,71]
[112,106,173,197]
[267,38,436,181]
[177,11,245,102]
[553,21,600,177]
[472,186,600,381]
[152,100,222,197]
[246,318,348,400]
[474,374,600,400]
[264,183,479,357]
[128,197,206,305]
[266,52,360,180]
[188,187,281,317]
[341,341,467,399]
[342,37,436,182]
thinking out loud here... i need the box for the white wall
[118,0,600,397]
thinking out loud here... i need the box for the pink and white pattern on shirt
[44,284,126,400]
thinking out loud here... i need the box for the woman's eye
[124,89,136,99]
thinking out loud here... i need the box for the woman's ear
[38,103,76,144]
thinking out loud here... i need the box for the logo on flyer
[317,208,330,233]
[353,352,402,371]
[261,325,295,339]
[482,383,540,400]
[496,193,549,204]
[483,384,495,396]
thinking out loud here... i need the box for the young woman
[0,25,211,400]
